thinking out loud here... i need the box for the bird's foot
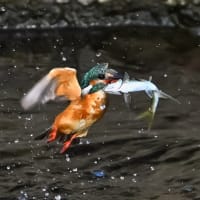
[60,133,78,154]
[47,128,57,143]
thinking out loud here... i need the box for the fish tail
[135,108,155,131]
[34,127,52,140]
[158,90,180,104]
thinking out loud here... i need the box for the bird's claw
[47,128,57,143]
[60,133,78,154]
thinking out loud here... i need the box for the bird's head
[81,63,122,89]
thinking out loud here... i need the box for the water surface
[0,28,200,200]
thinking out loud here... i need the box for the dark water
[0,28,200,200]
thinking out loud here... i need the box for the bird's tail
[34,127,52,140]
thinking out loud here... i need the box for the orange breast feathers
[52,90,107,136]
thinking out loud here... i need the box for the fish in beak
[105,68,124,83]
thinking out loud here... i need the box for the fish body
[105,79,157,94]
[104,72,180,129]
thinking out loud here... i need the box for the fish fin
[123,93,132,109]
[158,90,180,104]
[106,91,122,95]
[139,76,152,82]
[138,78,148,82]
[122,73,133,109]
[145,90,153,98]
[135,108,155,131]
[123,72,130,82]
[34,127,52,140]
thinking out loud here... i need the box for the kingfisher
[21,63,122,153]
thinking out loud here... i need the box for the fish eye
[98,74,105,79]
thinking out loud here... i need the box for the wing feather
[21,67,81,110]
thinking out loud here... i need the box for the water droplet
[14,139,19,144]
[139,47,143,51]
[150,166,155,171]
[18,179,22,184]
[163,73,168,78]
[55,194,61,200]
[132,178,137,183]
[138,129,145,134]
[86,140,90,144]
[156,43,161,48]
[120,176,125,180]
[94,160,98,164]
[6,165,10,170]
[25,117,31,121]
[18,191,28,200]
[96,52,102,57]
[0,6,6,12]
[113,36,117,40]
[182,185,194,193]
[65,154,71,162]
[72,168,78,172]
[62,57,67,61]
[136,13,139,17]
[45,192,49,197]
[100,104,106,110]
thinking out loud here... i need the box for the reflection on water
[0,28,200,199]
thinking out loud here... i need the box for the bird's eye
[98,74,105,79]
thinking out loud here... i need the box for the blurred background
[0,0,200,33]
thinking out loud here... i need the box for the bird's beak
[105,68,123,81]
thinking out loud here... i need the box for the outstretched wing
[21,67,81,110]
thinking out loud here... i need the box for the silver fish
[104,72,180,130]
